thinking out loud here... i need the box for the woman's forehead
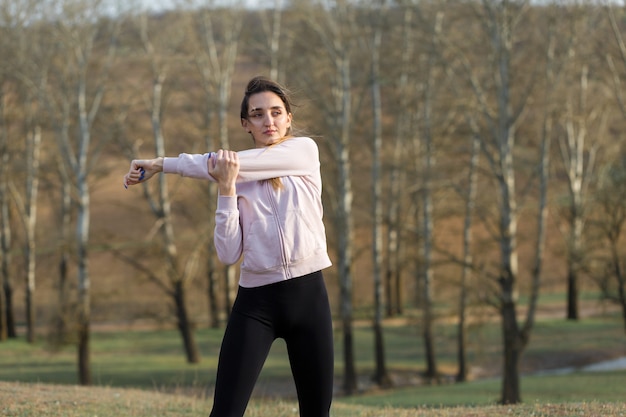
[248,91,285,110]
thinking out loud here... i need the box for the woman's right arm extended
[124,136,320,187]
[162,136,320,182]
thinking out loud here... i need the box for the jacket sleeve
[213,195,243,265]
[162,137,320,181]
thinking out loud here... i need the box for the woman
[123,76,334,417]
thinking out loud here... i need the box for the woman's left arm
[162,137,320,182]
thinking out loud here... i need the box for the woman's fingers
[123,161,147,188]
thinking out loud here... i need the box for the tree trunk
[73,9,119,383]
[174,281,200,363]
[561,64,593,321]
[25,125,41,344]
[0,91,16,340]
[455,285,468,383]
[202,113,220,328]
[394,268,403,316]
[501,296,521,404]
[76,63,94,386]
[337,57,357,396]
[25,234,36,344]
[603,4,626,336]
[3,271,16,338]
[223,266,234,318]
[418,10,443,382]
[604,207,626,334]
[338,140,357,394]
[611,242,626,334]
[385,3,414,319]
[0,107,9,342]
[76,182,92,385]
[523,24,556,344]
[77,319,91,385]
[373,321,391,387]
[8,122,41,344]
[205,177,220,329]
[0,206,6,341]
[297,0,358,395]
[57,178,72,342]
[137,14,206,361]
[498,152,521,405]
[152,72,201,364]
[566,269,579,320]
[481,1,523,404]
[341,313,357,395]
[370,12,391,387]
[456,132,479,383]
[207,266,220,329]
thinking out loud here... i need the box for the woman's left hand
[209,150,239,196]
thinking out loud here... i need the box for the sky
[136,0,269,13]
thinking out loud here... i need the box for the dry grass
[1,381,625,417]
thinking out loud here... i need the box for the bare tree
[384,4,415,318]
[413,8,449,383]
[293,0,362,394]
[0,0,32,342]
[591,159,626,333]
[46,0,119,384]
[9,116,42,345]
[558,60,599,321]
[8,5,48,343]
[607,4,626,120]
[453,0,535,404]
[481,1,524,397]
[601,4,626,332]
[367,0,392,389]
[190,4,244,320]
[464,1,576,403]
[518,10,560,383]
[54,160,73,344]
[455,124,480,383]
[256,0,290,82]
[113,11,202,363]
[0,59,10,343]
[0,84,12,342]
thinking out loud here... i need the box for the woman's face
[242,91,292,148]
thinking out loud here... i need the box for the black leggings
[209,271,334,417]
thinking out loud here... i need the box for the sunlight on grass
[2,380,625,417]
[1,312,625,412]
[335,371,626,409]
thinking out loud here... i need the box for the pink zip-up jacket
[162,136,332,288]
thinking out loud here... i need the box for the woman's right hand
[123,157,163,188]
[208,150,239,196]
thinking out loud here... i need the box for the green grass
[340,371,626,408]
[1,380,625,417]
[0,311,625,413]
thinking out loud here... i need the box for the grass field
[0,372,626,417]
[0,307,625,416]
[1,380,626,417]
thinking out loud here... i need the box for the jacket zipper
[267,182,290,278]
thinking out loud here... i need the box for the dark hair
[240,76,293,135]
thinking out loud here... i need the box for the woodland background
[1,0,625,406]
